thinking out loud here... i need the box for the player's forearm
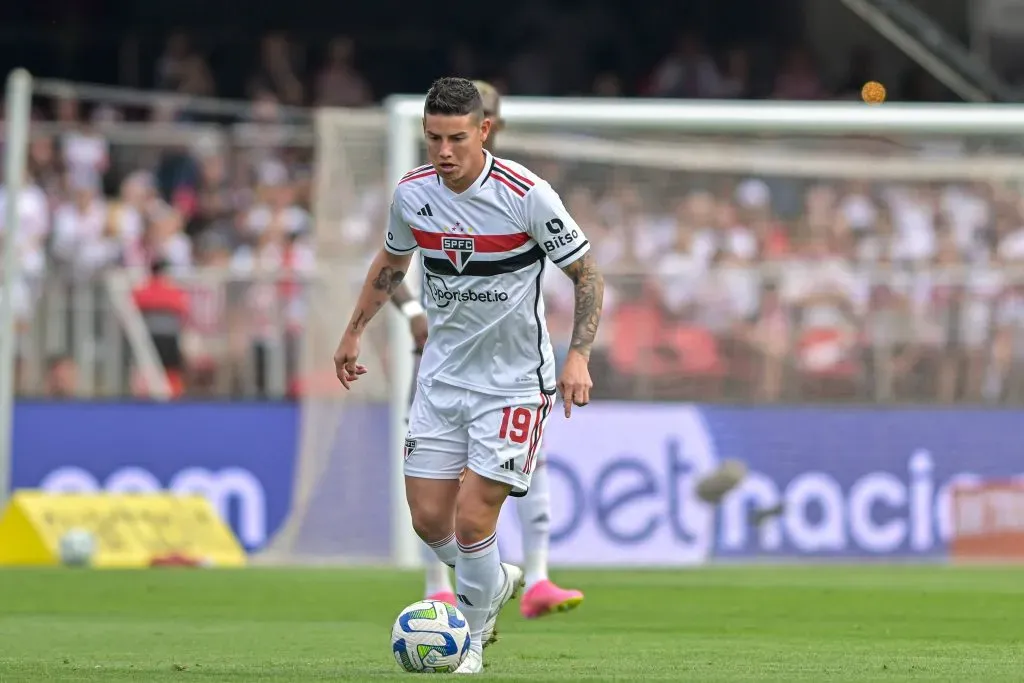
[390,281,415,308]
[347,249,412,335]
[563,252,604,360]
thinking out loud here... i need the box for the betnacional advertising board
[11,402,1024,562]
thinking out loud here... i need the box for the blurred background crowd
[5,0,1024,404]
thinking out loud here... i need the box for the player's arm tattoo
[389,280,414,308]
[562,252,604,359]
[350,264,407,333]
[372,264,406,295]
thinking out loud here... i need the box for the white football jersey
[385,150,590,397]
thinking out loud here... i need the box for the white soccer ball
[58,528,96,567]
[391,599,471,673]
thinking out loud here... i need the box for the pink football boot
[519,579,584,619]
[427,590,457,607]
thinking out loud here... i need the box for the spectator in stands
[313,37,373,107]
[916,232,966,402]
[51,170,113,279]
[888,185,938,263]
[28,135,63,201]
[250,32,305,106]
[647,31,722,98]
[715,199,758,263]
[186,231,236,395]
[110,171,156,269]
[717,48,752,99]
[139,204,193,275]
[0,170,50,300]
[862,244,919,400]
[772,46,825,100]
[229,220,312,395]
[56,96,109,186]
[735,179,789,259]
[155,32,196,91]
[176,52,217,98]
[132,259,189,398]
[44,354,78,398]
[743,278,790,401]
[943,182,991,256]
[991,274,1024,402]
[189,152,237,240]
[243,166,309,242]
[782,233,863,394]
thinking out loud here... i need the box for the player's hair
[424,77,484,119]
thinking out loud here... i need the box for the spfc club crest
[404,438,417,461]
[441,236,475,272]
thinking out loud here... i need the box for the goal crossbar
[388,96,1024,135]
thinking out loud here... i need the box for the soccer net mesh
[258,110,396,564]
[261,103,1024,565]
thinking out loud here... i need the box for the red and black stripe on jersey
[410,226,544,277]
[399,164,437,184]
[486,158,535,197]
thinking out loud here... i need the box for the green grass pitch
[1,565,1022,681]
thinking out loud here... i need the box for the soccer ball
[391,599,471,673]
[59,528,96,567]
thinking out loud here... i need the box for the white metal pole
[391,96,1024,134]
[385,95,421,569]
[0,69,33,509]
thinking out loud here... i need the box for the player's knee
[406,480,457,543]
[454,472,509,544]
[409,502,453,544]
[453,499,498,546]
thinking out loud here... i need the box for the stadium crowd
[2,28,1021,404]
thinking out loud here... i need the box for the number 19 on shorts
[498,406,533,444]
[496,394,553,475]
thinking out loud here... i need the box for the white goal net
[258,110,401,564]
[262,98,1024,565]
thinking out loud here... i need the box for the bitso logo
[442,236,475,272]
[426,273,509,309]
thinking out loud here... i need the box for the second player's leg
[515,457,584,618]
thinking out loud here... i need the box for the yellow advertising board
[0,490,246,568]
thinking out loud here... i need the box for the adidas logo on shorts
[500,459,515,472]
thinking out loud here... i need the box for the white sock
[516,458,550,589]
[425,532,458,568]
[422,541,454,597]
[455,532,502,655]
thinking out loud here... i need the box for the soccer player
[335,77,604,674]
[387,80,585,620]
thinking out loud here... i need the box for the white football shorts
[404,379,555,496]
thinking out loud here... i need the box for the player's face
[423,113,492,186]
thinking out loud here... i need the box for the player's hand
[557,350,592,418]
[333,333,368,390]
[409,313,428,353]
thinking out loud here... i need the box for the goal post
[279,95,1024,567]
